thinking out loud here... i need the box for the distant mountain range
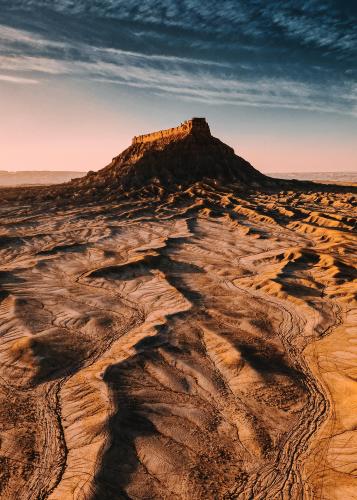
[0,170,86,187]
[0,168,355,188]
[268,171,357,183]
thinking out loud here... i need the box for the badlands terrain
[0,119,356,500]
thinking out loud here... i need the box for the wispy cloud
[267,3,356,52]
[0,2,356,115]
[0,74,38,83]
[0,54,73,75]
[2,1,355,54]
[0,25,66,49]
[1,43,354,116]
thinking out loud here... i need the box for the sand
[0,183,356,499]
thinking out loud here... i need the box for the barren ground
[0,183,356,499]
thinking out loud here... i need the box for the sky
[0,0,356,173]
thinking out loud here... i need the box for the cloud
[0,2,356,116]
[0,25,66,49]
[0,55,70,74]
[2,1,355,55]
[1,43,354,116]
[0,74,39,83]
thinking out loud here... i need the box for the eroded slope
[0,183,356,499]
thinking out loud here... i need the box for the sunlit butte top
[132,118,211,144]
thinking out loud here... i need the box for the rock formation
[132,117,211,144]
[73,117,267,195]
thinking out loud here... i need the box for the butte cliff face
[74,118,267,194]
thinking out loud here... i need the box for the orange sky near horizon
[1,80,356,174]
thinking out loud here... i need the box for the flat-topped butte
[132,118,211,144]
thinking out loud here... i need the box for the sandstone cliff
[132,118,211,144]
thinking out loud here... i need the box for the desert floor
[0,184,356,499]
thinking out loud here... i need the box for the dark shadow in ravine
[93,357,159,499]
[92,326,191,500]
[92,251,205,498]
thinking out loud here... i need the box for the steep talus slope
[0,120,356,499]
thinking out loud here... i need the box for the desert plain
[0,120,356,499]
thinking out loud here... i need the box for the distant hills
[0,170,86,187]
[269,171,357,183]
[1,168,355,189]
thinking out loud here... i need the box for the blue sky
[0,0,356,172]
